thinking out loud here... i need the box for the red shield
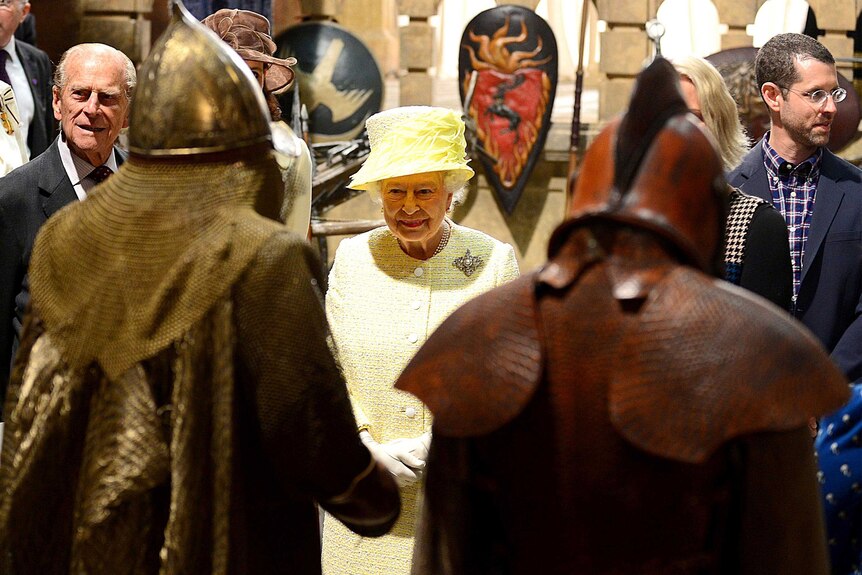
[459,6,558,214]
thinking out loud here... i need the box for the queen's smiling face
[381,171,452,260]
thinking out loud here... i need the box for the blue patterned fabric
[762,133,821,298]
[816,384,862,575]
[181,0,271,22]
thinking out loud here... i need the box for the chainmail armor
[0,3,392,572]
[28,155,284,380]
[1,230,372,574]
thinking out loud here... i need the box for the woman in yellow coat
[322,106,520,574]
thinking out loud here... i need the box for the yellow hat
[349,106,475,191]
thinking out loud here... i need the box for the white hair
[54,43,137,100]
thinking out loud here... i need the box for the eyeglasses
[781,86,847,106]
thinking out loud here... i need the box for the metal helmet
[551,58,727,274]
[128,1,271,156]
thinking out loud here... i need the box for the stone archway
[655,0,721,59]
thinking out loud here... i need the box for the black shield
[274,21,384,143]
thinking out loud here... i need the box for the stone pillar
[596,0,650,120]
[338,0,399,77]
[79,0,152,64]
[272,0,304,37]
[497,0,540,8]
[808,0,856,79]
[397,0,441,106]
[299,0,338,19]
[713,0,756,49]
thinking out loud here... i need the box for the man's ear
[761,82,783,113]
[20,3,30,19]
[52,86,61,122]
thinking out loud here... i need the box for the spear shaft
[566,0,591,215]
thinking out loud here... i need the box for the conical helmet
[128,1,271,156]
[550,58,727,274]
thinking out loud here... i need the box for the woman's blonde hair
[673,56,750,172]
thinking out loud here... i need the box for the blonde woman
[674,56,791,309]
[322,106,519,574]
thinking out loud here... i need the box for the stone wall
[78,0,152,63]
[46,0,862,272]
[315,0,862,271]
[598,0,861,118]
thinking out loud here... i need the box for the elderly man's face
[52,50,130,166]
[0,1,28,48]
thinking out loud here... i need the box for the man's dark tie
[0,51,11,90]
[89,165,113,183]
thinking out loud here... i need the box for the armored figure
[0,5,398,574]
[396,58,848,575]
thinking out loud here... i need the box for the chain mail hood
[29,155,284,379]
[0,4,354,573]
[28,2,285,380]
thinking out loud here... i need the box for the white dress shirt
[0,37,34,156]
[57,134,119,201]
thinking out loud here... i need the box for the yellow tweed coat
[322,222,519,575]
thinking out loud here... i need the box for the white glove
[360,431,431,487]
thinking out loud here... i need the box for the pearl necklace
[395,220,451,259]
[432,220,451,257]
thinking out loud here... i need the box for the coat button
[414,267,424,277]
[408,333,418,343]
[405,407,416,418]
[412,300,421,310]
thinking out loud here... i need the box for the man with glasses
[0,0,54,159]
[729,32,862,575]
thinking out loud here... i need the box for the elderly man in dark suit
[0,42,134,405]
[727,33,862,575]
[0,0,55,159]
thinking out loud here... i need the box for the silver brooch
[452,250,483,276]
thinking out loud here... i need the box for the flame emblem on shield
[462,16,552,191]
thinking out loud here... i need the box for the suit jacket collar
[730,140,771,202]
[40,137,77,218]
[39,137,127,219]
[731,141,845,285]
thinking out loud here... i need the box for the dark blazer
[14,14,36,47]
[738,201,793,310]
[15,39,55,159]
[0,136,125,403]
[728,144,862,382]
